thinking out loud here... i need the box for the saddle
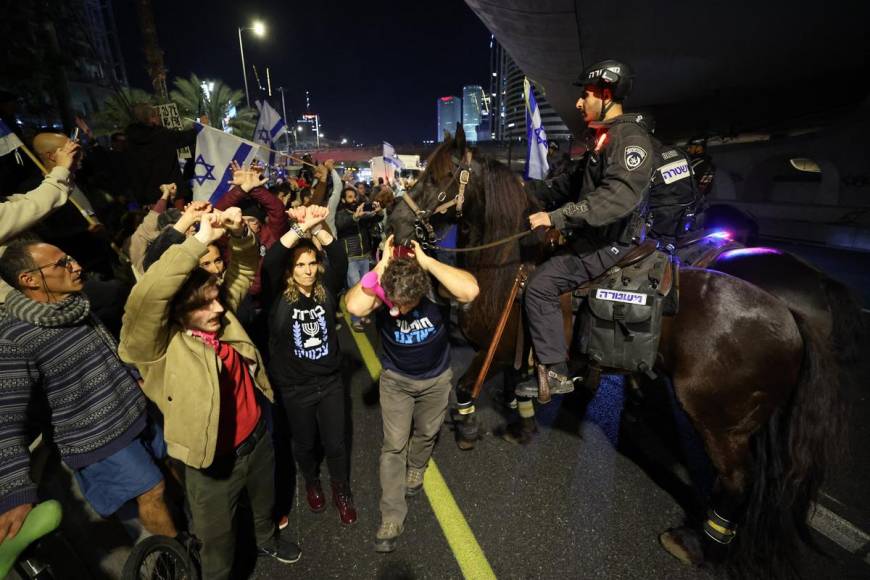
[669,230,743,267]
[573,240,677,384]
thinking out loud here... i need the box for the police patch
[624,146,648,171]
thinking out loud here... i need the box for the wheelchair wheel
[121,535,199,580]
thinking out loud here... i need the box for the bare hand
[230,161,267,192]
[0,503,33,544]
[409,240,433,271]
[159,183,177,200]
[324,159,335,171]
[286,206,307,224]
[313,164,328,182]
[376,235,395,273]
[529,212,552,230]
[194,213,226,245]
[54,140,82,171]
[221,207,244,235]
[302,205,329,230]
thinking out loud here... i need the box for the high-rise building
[462,85,490,142]
[489,36,571,142]
[436,96,462,142]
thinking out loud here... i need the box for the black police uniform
[525,114,654,365]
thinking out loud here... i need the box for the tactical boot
[331,481,358,525]
[544,362,576,394]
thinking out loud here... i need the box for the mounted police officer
[519,59,654,397]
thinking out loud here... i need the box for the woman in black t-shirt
[260,205,356,526]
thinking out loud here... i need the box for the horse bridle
[400,150,474,248]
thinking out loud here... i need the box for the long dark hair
[282,239,326,304]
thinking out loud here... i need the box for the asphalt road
[249,321,870,579]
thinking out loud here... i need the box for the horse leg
[455,352,485,450]
[660,424,752,567]
[500,368,539,445]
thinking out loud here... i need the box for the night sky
[113,0,491,144]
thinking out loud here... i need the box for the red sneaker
[306,480,326,513]
[331,481,358,525]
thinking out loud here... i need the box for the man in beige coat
[120,208,300,578]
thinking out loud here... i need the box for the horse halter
[400,150,474,248]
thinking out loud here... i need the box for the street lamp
[238,20,266,108]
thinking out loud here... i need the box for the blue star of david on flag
[192,154,216,186]
[524,77,549,180]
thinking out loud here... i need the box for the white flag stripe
[0,120,23,158]
[524,78,549,180]
[191,123,262,203]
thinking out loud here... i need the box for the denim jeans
[346,258,371,323]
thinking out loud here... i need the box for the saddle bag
[579,251,675,377]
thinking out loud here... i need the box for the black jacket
[528,114,654,254]
[124,123,197,205]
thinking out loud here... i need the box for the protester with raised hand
[0,140,81,303]
[120,207,301,577]
[260,204,355,527]
[129,183,177,278]
[141,199,212,272]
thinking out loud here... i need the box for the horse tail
[821,274,865,363]
[731,310,847,579]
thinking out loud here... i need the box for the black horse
[387,128,850,579]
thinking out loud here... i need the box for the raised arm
[0,141,80,243]
[409,240,479,303]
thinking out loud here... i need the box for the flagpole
[193,120,317,168]
[18,142,129,263]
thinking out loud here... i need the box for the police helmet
[574,60,633,101]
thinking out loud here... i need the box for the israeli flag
[524,78,549,180]
[0,119,23,158]
[253,100,286,165]
[191,122,262,204]
[383,141,404,169]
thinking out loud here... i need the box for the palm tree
[169,74,256,137]
[92,87,154,135]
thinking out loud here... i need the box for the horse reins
[399,150,536,254]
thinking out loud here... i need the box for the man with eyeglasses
[0,240,178,545]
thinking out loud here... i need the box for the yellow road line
[340,302,496,579]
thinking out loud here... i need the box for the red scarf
[190,330,261,454]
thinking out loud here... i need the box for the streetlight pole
[277,87,291,152]
[238,27,250,108]
[237,21,266,108]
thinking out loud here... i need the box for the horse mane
[461,157,539,327]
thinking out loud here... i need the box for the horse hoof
[500,418,538,445]
[659,527,704,567]
[455,412,479,451]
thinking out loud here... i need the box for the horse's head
[387,124,484,247]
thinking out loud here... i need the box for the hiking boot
[306,480,326,512]
[373,521,404,553]
[257,535,302,564]
[405,467,425,497]
[331,481,358,525]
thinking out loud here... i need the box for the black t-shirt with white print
[261,236,347,389]
[377,295,450,380]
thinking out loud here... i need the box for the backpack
[609,116,705,241]
[646,140,704,240]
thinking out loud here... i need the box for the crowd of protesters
[0,104,477,576]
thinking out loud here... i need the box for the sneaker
[405,467,425,497]
[331,481,358,525]
[257,536,302,564]
[373,521,403,553]
[306,480,326,513]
